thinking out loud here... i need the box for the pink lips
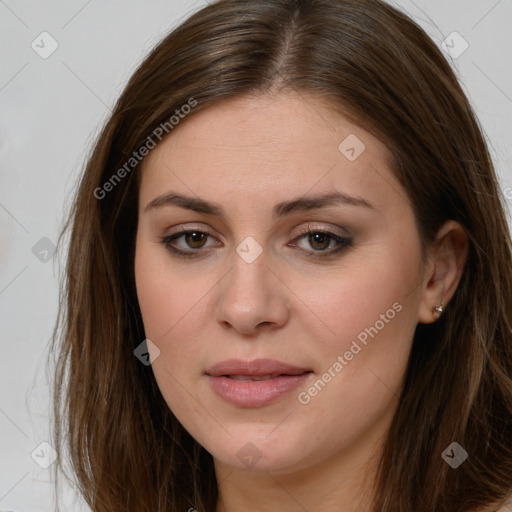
[206,358,313,407]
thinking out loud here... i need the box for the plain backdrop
[0,0,511,510]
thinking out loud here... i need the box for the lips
[206,358,313,407]
[205,358,311,377]
[227,375,281,381]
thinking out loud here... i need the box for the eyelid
[165,223,216,236]
[292,222,349,238]
[166,224,224,243]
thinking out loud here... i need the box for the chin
[204,431,319,474]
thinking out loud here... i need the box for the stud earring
[432,301,445,320]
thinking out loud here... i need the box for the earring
[432,301,445,320]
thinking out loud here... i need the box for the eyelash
[160,227,352,259]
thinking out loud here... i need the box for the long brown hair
[50,0,512,510]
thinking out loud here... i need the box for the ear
[417,220,469,324]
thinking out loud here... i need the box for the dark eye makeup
[159,225,352,260]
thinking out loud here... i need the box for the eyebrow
[144,191,374,218]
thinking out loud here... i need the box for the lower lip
[207,373,312,407]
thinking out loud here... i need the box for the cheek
[134,240,208,341]
[134,241,218,400]
[292,245,420,356]
[288,238,422,434]
[134,244,209,418]
[134,257,173,341]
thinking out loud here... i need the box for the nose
[215,251,290,336]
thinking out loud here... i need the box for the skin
[134,92,469,512]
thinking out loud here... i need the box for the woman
[51,0,512,510]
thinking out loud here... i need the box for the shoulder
[472,498,512,512]
[479,500,512,512]
[497,497,512,512]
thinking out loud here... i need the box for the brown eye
[308,232,332,251]
[161,229,220,258]
[184,231,208,248]
[291,229,352,257]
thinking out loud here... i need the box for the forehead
[139,92,404,215]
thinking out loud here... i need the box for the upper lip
[206,358,312,377]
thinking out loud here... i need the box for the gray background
[0,0,511,510]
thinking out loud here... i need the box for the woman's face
[135,92,427,475]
